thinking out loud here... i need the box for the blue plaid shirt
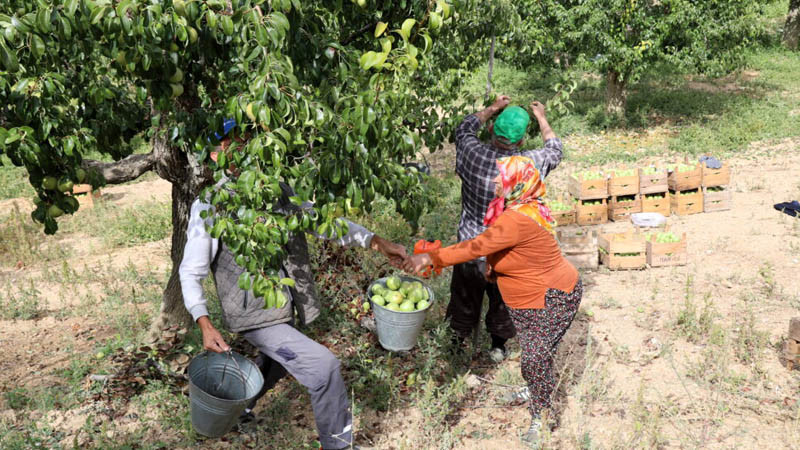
[455,114,563,242]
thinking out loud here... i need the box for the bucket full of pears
[368,275,435,351]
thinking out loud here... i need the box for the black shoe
[238,409,256,424]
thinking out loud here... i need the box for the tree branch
[83,152,157,185]
[342,21,379,46]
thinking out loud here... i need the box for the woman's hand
[403,253,433,275]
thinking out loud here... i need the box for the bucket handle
[200,350,251,400]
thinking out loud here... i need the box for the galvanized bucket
[187,351,264,438]
[368,276,435,352]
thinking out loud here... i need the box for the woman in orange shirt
[404,155,582,445]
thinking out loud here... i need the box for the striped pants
[508,279,583,418]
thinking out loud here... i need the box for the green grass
[0,203,71,268]
[0,161,34,201]
[61,200,172,247]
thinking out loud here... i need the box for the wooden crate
[576,198,608,226]
[642,192,671,216]
[670,188,703,216]
[703,186,731,212]
[568,172,608,200]
[552,209,576,227]
[67,184,101,209]
[645,232,687,267]
[557,228,598,270]
[702,163,731,188]
[607,169,639,196]
[639,168,668,194]
[598,232,647,270]
[667,164,702,191]
[608,194,642,222]
[781,318,800,370]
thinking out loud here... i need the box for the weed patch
[0,204,70,268]
[0,162,34,200]
[0,280,43,320]
[61,201,172,247]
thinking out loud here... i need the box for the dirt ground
[1,143,799,448]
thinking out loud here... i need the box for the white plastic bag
[630,212,667,228]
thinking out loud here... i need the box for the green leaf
[30,35,45,59]
[238,272,252,291]
[279,278,296,287]
[116,0,133,18]
[0,40,19,73]
[36,8,51,34]
[63,137,75,156]
[64,0,79,18]
[400,18,415,41]
[374,21,387,38]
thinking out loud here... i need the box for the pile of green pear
[370,276,431,312]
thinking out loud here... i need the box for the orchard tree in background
[0,0,469,333]
[531,0,769,116]
[785,0,800,50]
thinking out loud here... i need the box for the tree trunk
[145,135,210,341]
[605,70,628,118]
[146,182,197,340]
[485,34,496,103]
[785,0,800,50]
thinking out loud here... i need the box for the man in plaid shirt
[450,95,563,361]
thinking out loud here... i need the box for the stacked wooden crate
[607,168,641,222]
[702,162,732,212]
[569,170,608,226]
[668,163,703,216]
[639,166,670,217]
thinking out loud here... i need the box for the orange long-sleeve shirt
[429,210,578,309]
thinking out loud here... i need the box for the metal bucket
[368,276,435,352]
[187,351,264,438]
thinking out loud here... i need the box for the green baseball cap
[493,106,530,144]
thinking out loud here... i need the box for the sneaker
[521,418,543,446]
[501,386,531,405]
[488,347,508,363]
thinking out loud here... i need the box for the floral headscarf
[483,155,554,233]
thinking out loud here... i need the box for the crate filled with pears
[549,198,576,227]
[644,230,687,267]
[598,231,646,270]
[570,169,609,226]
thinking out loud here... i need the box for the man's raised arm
[523,101,563,179]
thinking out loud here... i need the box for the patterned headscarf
[483,155,554,233]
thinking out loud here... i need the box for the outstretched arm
[314,218,407,267]
[403,213,520,274]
